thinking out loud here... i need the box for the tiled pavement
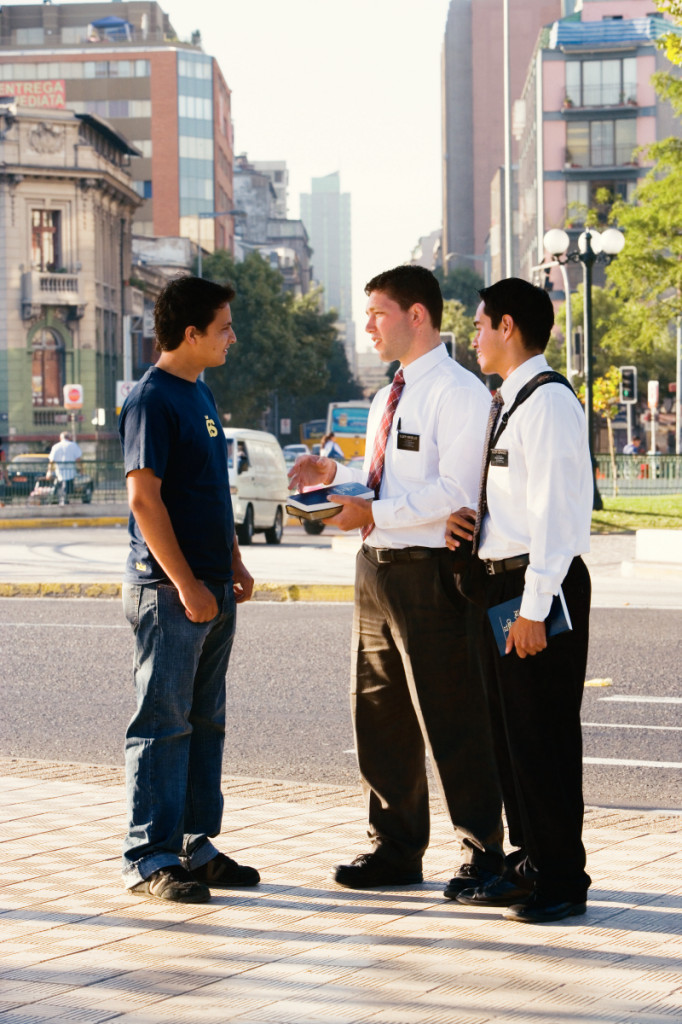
[0,760,681,1024]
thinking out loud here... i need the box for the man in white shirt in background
[289,265,504,894]
[48,431,82,506]
[446,277,593,924]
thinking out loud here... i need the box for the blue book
[286,481,374,521]
[487,588,572,657]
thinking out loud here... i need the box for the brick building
[0,1,235,255]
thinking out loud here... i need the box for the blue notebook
[487,588,572,656]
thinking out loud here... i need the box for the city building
[300,171,355,374]
[515,0,681,286]
[0,1,235,256]
[408,230,442,271]
[233,154,312,296]
[0,103,140,458]
[251,159,288,218]
[441,0,564,276]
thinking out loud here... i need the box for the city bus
[326,401,371,459]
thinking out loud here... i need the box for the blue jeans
[122,579,236,888]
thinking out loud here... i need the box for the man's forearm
[129,489,197,592]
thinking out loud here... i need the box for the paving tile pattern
[0,765,680,1024]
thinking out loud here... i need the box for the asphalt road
[1,598,680,811]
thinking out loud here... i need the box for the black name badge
[397,431,420,452]
[490,449,509,467]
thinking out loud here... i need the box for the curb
[0,516,128,529]
[0,580,355,601]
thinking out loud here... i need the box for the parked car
[6,454,94,504]
[282,443,309,469]
[225,429,288,545]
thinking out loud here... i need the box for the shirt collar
[401,343,450,386]
[498,353,549,407]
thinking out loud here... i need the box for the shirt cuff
[519,589,554,622]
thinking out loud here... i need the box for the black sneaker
[443,864,499,900]
[131,864,210,903]
[332,852,423,889]
[190,852,260,888]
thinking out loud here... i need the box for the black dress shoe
[443,864,499,900]
[332,852,423,889]
[456,876,532,906]
[504,893,587,923]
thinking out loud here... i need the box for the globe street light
[543,226,625,510]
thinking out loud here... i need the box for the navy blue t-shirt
[119,366,234,585]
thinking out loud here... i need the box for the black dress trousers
[477,556,592,903]
[351,545,504,873]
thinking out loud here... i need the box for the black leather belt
[483,553,530,575]
[362,545,442,564]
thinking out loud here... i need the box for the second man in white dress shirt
[446,277,593,923]
[289,265,504,892]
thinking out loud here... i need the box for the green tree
[434,265,484,314]
[600,1,682,391]
[441,298,481,376]
[577,366,622,494]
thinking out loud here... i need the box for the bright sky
[11,0,453,348]
[164,0,453,349]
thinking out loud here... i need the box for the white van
[224,428,289,545]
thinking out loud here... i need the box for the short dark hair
[154,276,236,352]
[365,265,443,331]
[478,277,554,352]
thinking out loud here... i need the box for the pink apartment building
[515,0,680,288]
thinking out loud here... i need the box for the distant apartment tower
[441,0,563,275]
[516,1,681,286]
[300,172,355,372]
[0,1,235,254]
[233,154,312,296]
[252,160,289,218]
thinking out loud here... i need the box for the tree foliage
[596,1,682,390]
[199,250,360,434]
[441,298,481,376]
[434,265,484,314]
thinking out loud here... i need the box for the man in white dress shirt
[289,265,504,892]
[47,431,82,505]
[446,277,593,924]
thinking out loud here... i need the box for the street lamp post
[196,209,244,278]
[543,226,625,510]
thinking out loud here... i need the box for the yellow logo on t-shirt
[205,416,218,438]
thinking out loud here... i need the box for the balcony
[21,270,84,319]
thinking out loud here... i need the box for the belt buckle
[484,560,496,576]
[375,548,391,564]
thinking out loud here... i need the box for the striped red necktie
[362,369,405,541]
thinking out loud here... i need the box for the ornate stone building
[0,103,140,457]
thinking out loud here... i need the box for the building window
[566,57,637,107]
[31,210,61,272]
[566,179,636,226]
[16,28,45,45]
[566,119,636,168]
[31,328,65,407]
[133,180,153,199]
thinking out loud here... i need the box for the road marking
[584,756,682,769]
[583,722,682,732]
[598,695,682,705]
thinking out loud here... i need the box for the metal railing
[1,460,127,506]
[596,454,682,496]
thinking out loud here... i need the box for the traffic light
[619,366,637,404]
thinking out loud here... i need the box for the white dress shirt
[48,439,82,481]
[334,344,490,549]
[478,354,592,621]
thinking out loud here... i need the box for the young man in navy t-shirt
[119,276,258,904]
